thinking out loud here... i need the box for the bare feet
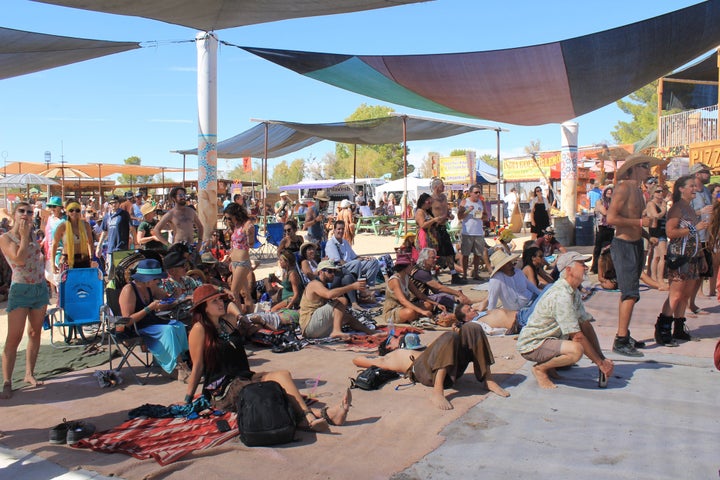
[485,380,510,397]
[532,365,558,389]
[24,375,43,388]
[320,388,352,426]
[329,331,351,341]
[0,383,12,399]
[430,391,453,410]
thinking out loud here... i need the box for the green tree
[335,104,413,180]
[117,156,154,186]
[270,158,305,188]
[479,153,498,169]
[611,81,658,144]
[450,149,468,157]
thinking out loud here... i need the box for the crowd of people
[1,157,718,415]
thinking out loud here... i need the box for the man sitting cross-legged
[299,260,382,340]
[516,252,614,389]
[353,322,509,410]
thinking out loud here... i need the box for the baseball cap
[317,260,340,271]
[556,252,591,272]
[689,163,711,175]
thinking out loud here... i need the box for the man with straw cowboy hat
[274,191,293,223]
[607,154,664,357]
[303,190,330,245]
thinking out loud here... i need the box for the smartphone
[215,419,231,432]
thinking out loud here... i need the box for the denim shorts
[7,282,50,313]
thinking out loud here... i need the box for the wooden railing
[658,105,719,148]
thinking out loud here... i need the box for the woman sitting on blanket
[244,251,302,330]
[381,252,442,325]
[118,258,189,376]
[183,284,351,431]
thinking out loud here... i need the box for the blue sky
[0,0,704,181]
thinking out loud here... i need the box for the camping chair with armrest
[46,267,105,347]
[249,224,272,260]
[102,284,155,385]
[264,222,285,258]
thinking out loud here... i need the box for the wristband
[143,306,151,315]
[184,394,193,404]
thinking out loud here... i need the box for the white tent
[374,177,431,206]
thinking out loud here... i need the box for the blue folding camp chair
[249,224,269,260]
[46,267,105,347]
[264,222,285,258]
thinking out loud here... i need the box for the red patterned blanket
[74,413,238,466]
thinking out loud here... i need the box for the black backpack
[236,381,296,446]
[350,366,400,391]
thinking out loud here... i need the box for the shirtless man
[430,178,464,284]
[153,186,204,248]
[606,154,663,357]
[353,322,509,410]
[298,260,382,340]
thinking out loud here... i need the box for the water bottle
[387,317,395,337]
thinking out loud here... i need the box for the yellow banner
[503,152,561,181]
[438,155,472,184]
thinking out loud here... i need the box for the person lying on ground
[516,252,614,389]
[298,260,383,340]
[183,284,350,431]
[382,253,440,325]
[353,321,509,410]
[454,302,518,335]
[409,248,471,312]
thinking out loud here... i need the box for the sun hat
[689,162,711,175]
[490,250,520,277]
[340,199,353,208]
[131,258,168,282]
[163,251,187,269]
[402,333,426,351]
[200,252,217,264]
[190,284,231,312]
[279,191,289,197]
[556,251,591,272]
[314,190,331,202]
[317,260,340,271]
[47,196,63,207]
[140,202,157,216]
[300,241,316,258]
[616,154,663,179]
[402,231,417,243]
[395,251,413,267]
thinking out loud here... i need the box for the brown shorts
[521,338,563,364]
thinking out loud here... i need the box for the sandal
[320,388,352,426]
[300,410,329,432]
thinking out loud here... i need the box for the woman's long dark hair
[416,193,431,211]
[191,306,221,373]
[522,246,542,269]
[672,175,694,203]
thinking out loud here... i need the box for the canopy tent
[0,26,139,81]
[34,0,429,32]
[374,177,431,204]
[175,115,499,159]
[243,1,720,126]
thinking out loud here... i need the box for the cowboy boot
[672,317,692,341]
[655,314,678,347]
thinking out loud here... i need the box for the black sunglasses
[68,208,81,213]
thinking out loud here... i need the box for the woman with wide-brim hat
[136,202,165,252]
[382,252,437,325]
[118,258,189,375]
[183,284,350,430]
[299,241,318,282]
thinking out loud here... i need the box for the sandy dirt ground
[0,227,717,479]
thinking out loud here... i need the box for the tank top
[4,232,45,284]
[130,282,168,329]
[231,226,249,251]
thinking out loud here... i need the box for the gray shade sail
[33,0,431,31]
[175,115,500,159]
[0,26,140,80]
[0,173,60,187]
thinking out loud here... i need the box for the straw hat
[300,241,316,258]
[279,191,290,197]
[140,202,157,216]
[616,154,663,179]
[314,190,330,202]
[490,250,520,277]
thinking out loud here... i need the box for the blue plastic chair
[46,267,105,347]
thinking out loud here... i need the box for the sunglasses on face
[16,208,31,215]
[68,208,81,213]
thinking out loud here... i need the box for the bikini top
[231,225,249,251]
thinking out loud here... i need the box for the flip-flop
[320,388,352,426]
[690,307,709,315]
[301,411,329,432]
